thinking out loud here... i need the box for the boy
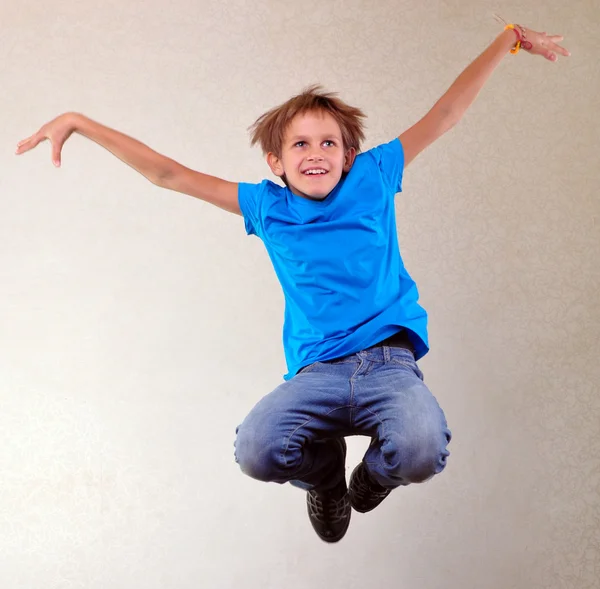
[16,23,569,543]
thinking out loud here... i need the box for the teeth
[305,169,326,175]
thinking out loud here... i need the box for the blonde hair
[249,85,367,156]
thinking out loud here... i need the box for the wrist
[503,23,533,54]
[66,112,86,132]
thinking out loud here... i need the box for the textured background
[2,1,599,588]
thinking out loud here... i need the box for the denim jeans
[234,345,451,491]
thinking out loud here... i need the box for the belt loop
[383,345,391,362]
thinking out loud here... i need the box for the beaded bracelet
[504,23,534,53]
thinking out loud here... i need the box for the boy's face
[267,110,356,200]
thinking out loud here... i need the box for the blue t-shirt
[238,138,428,379]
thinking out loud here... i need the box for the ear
[266,152,285,177]
[343,147,357,172]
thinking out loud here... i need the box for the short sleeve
[238,182,262,236]
[370,138,405,195]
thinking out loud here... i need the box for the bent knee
[382,430,450,485]
[402,449,446,483]
[234,426,292,483]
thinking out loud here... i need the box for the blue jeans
[234,345,451,491]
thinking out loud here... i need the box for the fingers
[553,43,571,57]
[16,134,34,149]
[545,34,571,56]
[51,142,62,167]
[531,32,570,62]
[15,129,63,166]
[542,33,571,58]
[15,132,44,154]
[542,45,570,61]
[15,135,35,154]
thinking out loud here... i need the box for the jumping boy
[16,22,569,543]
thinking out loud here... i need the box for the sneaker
[306,439,351,543]
[348,462,391,513]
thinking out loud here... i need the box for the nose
[307,149,324,162]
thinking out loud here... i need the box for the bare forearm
[16,112,241,213]
[72,113,174,184]
[435,30,516,123]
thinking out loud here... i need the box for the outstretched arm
[15,113,241,215]
[399,24,570,168]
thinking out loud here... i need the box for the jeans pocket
[389,357,425,381]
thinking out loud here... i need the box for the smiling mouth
[303,169,328,176]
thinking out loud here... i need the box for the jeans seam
[349,357,365,427]
[360,405,386,446]
[281,406,354,477]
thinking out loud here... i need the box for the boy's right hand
[16,113,79,168]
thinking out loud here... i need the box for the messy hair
[249,85,367,156]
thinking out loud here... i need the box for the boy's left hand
[522,28,571,62]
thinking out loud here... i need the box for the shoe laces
[353,465,389,503]
[307,488,350,524]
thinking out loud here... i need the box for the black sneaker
[348,462,391,513]
[306,439,351,543]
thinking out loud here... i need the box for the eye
[323,140,335,147]
[294,141,306,147]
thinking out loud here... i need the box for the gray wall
[2,1,599,588]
